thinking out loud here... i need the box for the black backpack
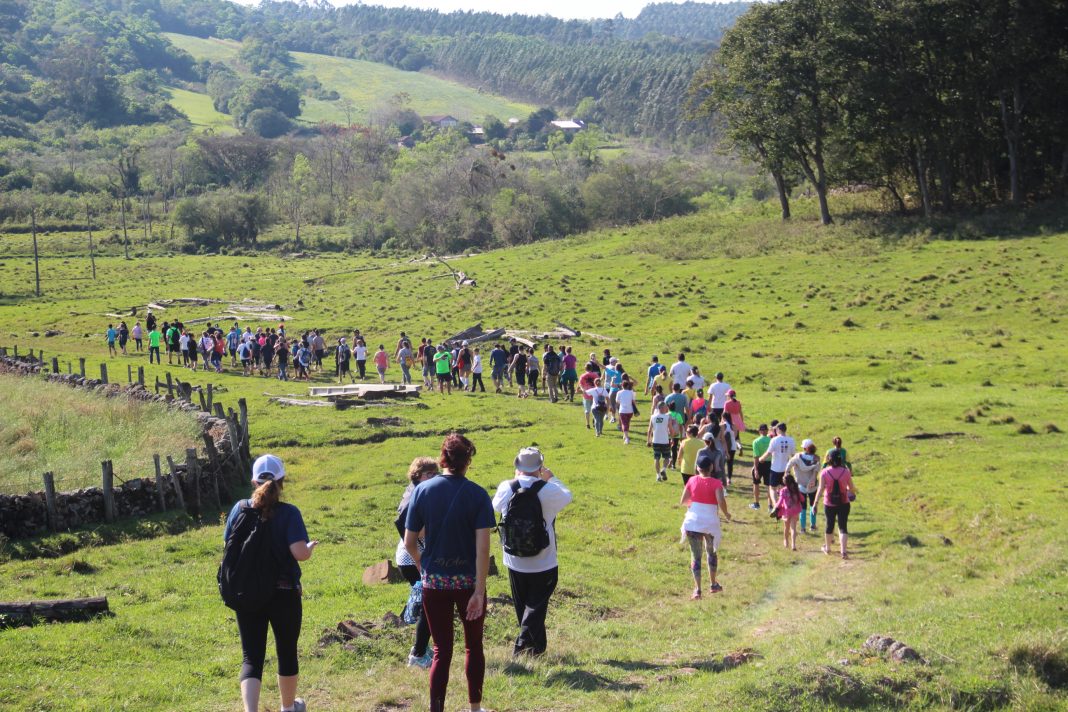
[218,503,281,612]
[498,480,550,557]
[544,352,561,376]
[828,472,843,506]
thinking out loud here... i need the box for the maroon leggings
[422,587,486,712]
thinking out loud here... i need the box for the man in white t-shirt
[668,353,692,389]
[647,401,675,482]
[708,372,732,421]
[689,365,706,391]
[492,447,573,658]
[613,381,637,445]
[758,422,797,510]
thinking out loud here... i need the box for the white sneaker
[408,650,433,669]
[290,699,307,712]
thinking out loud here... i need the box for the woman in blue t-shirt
[404,434,495,712]
[223,455,317,712]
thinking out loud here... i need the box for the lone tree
[283,153,313,249]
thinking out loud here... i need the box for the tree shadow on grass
[603,658,721,673]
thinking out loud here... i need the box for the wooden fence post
[206,383,213,412]
[0,346,7,356]
[226,410,246,475]
[43,472,58,532]
[127,365,132,384]
[166,455,186,511]
[67,361,72,374]
[186,448,201,515]
[238,398,250,461]
[99,363,108,384]
[153,454,166,512]
[51,357,59,374]
[166,372,173,398]
[213,402,225,419]
[202,434,222,510]
[79,357,85,378]
[138,366,145,387]
[198,390,207,412]
[101,460,115,522]
[12,345,17,357]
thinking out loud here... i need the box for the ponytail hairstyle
[251,479,282,520]
[439,433,476,476]
[784,473,801,503]
[833,436,843,449]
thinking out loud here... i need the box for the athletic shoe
[408,650,433,669]
[710,583,723,594]
[749,502,760,510]
[291,699,307,712]
[623,436,630,444]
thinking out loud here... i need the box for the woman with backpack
[394,457,440,670]
[614,378,639,444]
[679,457,732,598]
[773,474,803,550]
[813,449,857,559]
[222,454,317,712]
[404,434,495,712]
[786,439,822,533]
[584,377,610,436]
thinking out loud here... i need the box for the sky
[230,0,721,21]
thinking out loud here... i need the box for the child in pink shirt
[374,345,389,383]
[774,474,804,551]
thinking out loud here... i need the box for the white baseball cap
[252,454,286,484]
[802,439,814,449]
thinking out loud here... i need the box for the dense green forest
[693,0,1068,222]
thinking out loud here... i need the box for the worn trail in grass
[0,200,1066,710]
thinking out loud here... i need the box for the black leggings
[824,503,850,535]
[471,373,485,392]
[235,589,302,682]
[725,448,735,478]
[399,564,432,657]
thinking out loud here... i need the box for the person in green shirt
[750,423,771,510]
[432,344,452,395]
[679,425,704,485]
[148,328,161,364]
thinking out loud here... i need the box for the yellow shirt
[683,387,697,403]
[680,437,704,475]
[652,373,671,396]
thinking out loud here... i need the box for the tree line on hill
[692,0,1068,223]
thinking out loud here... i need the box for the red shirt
[579,372,597,399]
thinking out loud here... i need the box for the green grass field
[164,86,237,134]
[0,197,1066,710]
[165,33,535,127]
[0,375,202,494]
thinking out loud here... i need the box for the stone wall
[0,354,250,539]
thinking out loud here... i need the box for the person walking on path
[647,401,675,482]
[433,344,453,395]
[398,340,414,385]
[758,422,796,513]
[786,439,822,534]
[668,353,692,390]
[679,457,731,598]
[374,345,389,383]
[720,412,739,486]
[228,325,241,367]
[147,325,161,365]
[118,321,129,355]
[679,425,703,484]
[585,377,610,437]
[492,447,573,657]
[354,339,367,380]
[394,457,440,670]
[131,322,143,352]
[526,346,541,398]
[509,347,529,399]
[724,389,746,436]
[470,347,485,392]
[750,424,772,510]
[404,434,495,712]
[825,436,852,472]
[106,324,118,357]
[614,379,638,444]
[578,365,598,430]
[813,450,857,559]
[561,347,578,401]
[490,344,508,393]
[773,474,804,550]
[708,372,732,423]
[223,454,317,712]
[543,345,561,403]
[645,356,660,394]
[336,338,354,384]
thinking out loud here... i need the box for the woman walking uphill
[813,450,857,559]
[223,454,318,712]
[395,457,441,670]
[405,434,495,712]
[679,458,731,598]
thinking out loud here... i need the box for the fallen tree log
[0,597,110,626]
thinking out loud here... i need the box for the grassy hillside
[0,198,1065,710]
[165,33,536,126]
[0,375,202,495]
